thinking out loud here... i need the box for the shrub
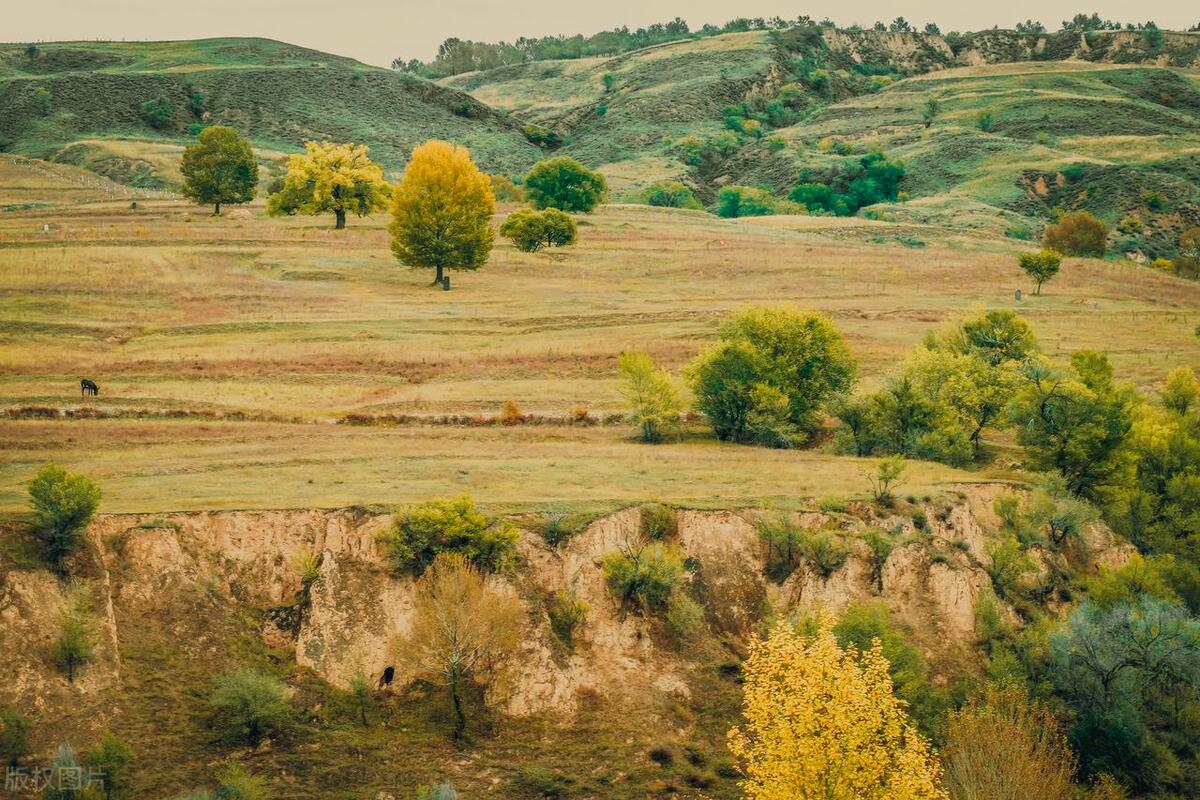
[500,399,524,424]
[291,549,321,589]
[0,708,31,767]
[665,590,705,644]
[524,156,606,212]
[140,95,174,129]
[52,588,94,683]
[602,542,686,614]
[547,589,588,649]
[686,307,856,444]
[798,530,848,577]
[499,208,577,252]
[1018,249,1062,295]
[978,111,994,132]
[28,461,101,571]
[755,514,806,581]
[716,185,787,218]
[788,152,905,216]
[33,86,51,115]
[377,496,518,576]
[867,455,906,504]
[209,668,292,745]
[1042,211,1108,257]
[84,732,133,800]
[639,181,702,210]
[618,351,681,443]
[489,173,524,202]
[640,503,677,540]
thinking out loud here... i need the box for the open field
[2,171,1198,511]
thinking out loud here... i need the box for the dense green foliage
[27,462,101,571]
[53,590,95,683]
[789,152,905,216]
[523,156,607,212]
[180,125,258,214]
[687,307,855,445]
[377,496,518,576]
[618,351,682,443]
[499,207,577,252]
[835,310,1035,463]
[0,708,31,768]
[209,668,293,746]
[638,181,702,210]
[393,15,817,77]
[85,732,135,800]
[716,185,795,218]
[602,542,686,615]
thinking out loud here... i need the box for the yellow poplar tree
[729,619,947,800]
[266,140,389,229]
[389,139,495,286]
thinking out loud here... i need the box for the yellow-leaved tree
[266,140,389,229]
[389,139,495,287]
[729,619,947,800]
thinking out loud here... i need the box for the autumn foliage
[729,619,947,800]
[267,140,390,228]
[389,140,496,285]
[1042,211,1108,258]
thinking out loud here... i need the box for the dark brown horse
[80,378,99,397]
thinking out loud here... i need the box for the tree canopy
[180,125,257,215]
[389,140,495,285]
[523,156,607,212]
[267,141,390,229]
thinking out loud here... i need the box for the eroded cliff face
[0,487,1135,726]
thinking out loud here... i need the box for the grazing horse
[80,378,99,397]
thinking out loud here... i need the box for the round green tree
[180,126,258,215]
[524,156,607,212]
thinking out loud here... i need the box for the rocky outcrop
[0,487,1135,724]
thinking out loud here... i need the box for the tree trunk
[1035,281,1042,296]
[451,681,466,741]
[335,209,346,229]
[213,202,221,216]
[432,264,445,286]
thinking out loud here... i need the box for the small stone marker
[1014,288,1023,302]
[442,276,451,291]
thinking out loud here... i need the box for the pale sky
[5,1,1196,67]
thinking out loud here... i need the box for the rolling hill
[0,37,543,184]
[443,27,1200,258]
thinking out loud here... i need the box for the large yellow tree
[266,140,389,229]
[389,140,495,287]
[729,619,947,800]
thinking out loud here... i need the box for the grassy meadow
[2,155,1199,512]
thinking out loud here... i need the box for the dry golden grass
[2,193,1198,511]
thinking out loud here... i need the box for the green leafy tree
[268,140,390,229]
[1043,211,1108,258]
[376,496,517,576]
[180,126,258,215]
[1051,597,1200,791]
[84,732,134,800]
[28,462,101,571]
[639,181,702,209]
[523,156,606,212]
[499,208,577,252]
[687,307,856,444]
[867,456,907,504]
[617,351,681,443]
[1007,351,1136,498]
[209,668,292,745]
[717,185,782,218]
[389,139,494,284]
[921,96,939,128]
[1018,249,1063,295]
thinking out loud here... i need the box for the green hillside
[443,28,1200,258]
[0,38,542,180]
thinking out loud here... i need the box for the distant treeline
[392,13,1197,78]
